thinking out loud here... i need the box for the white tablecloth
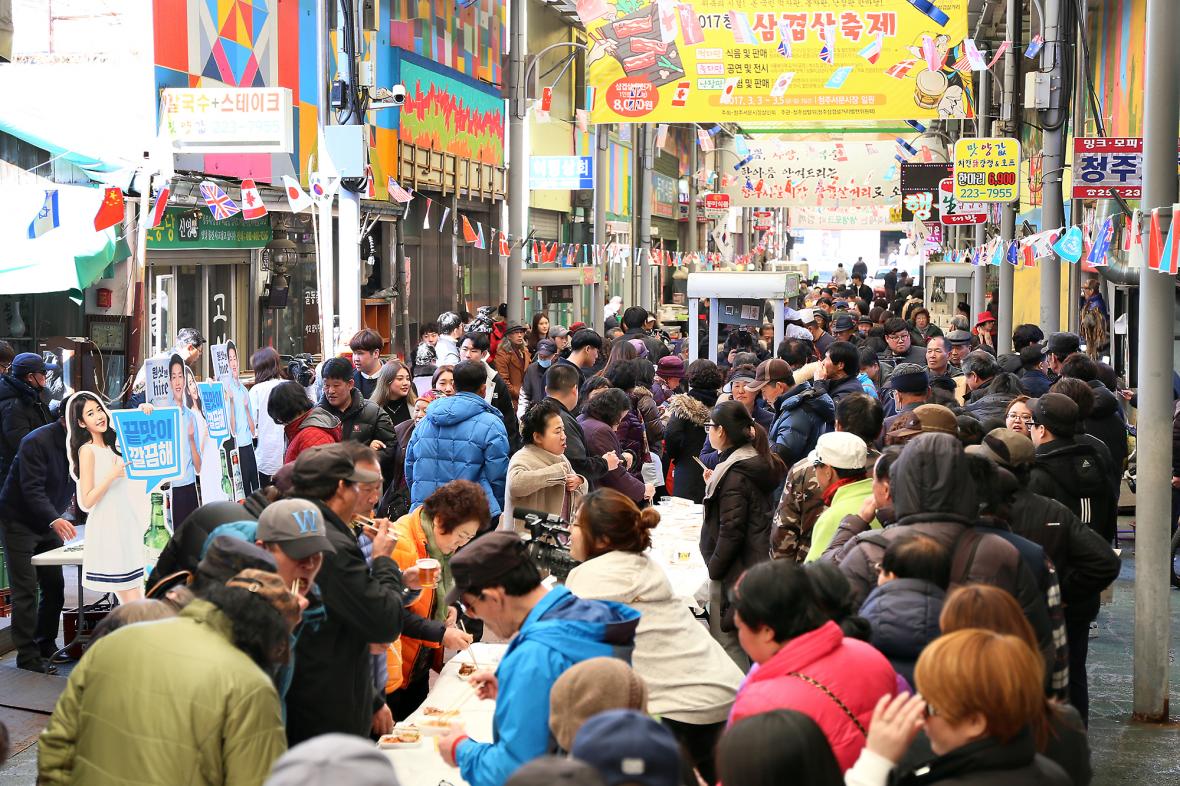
[384,642,508,786]
[30,540,85,567]
[649,499,710,610]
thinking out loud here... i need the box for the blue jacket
[456,586,640,786]
[406,392,510,517]
[859,577,945,688]
[1019,369,1052,398]
[768,383,834,468]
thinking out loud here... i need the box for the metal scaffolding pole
[1133,0,1179,723]
[506,0,526,324]
[996,0,1022,356]
[972,68,990,319]
[1038,0,1069,333]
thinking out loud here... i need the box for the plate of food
[378,725,422,748]
[418,706,460,735]
[457,661,477,678]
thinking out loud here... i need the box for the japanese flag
[239,179,268,220]
[282,176,313,213]
[720,78,740,105]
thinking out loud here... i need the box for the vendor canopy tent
[0,182,130,296]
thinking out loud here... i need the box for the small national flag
[858,33,883,65]
[461,215,479,244]
[440,207,451,232]
[775,22,793,58]
[94,187,125,231]
[697,129,714,153]
[499,231,511,257]
[1087,218,1113,267]
[770,72,795,97]
[971,248,981,266]
[825,67,854,89]
[1025,34,1045,59]
[544,242,559,264]
[1159,208,1180,275]
[199,181,240,221]
[475,222,486,250]
[364,166,376,199]
[987,40,1011,68]
[422,197,433,230]
[990,241,1004,267]
[1149,209,1164,270]
[964,39,988,70]
[1006,240,1019,266]
[387,177,414,203]
[720,77,740,104]
[655,124,669,149]
[921,35,942,72]
[728,11,756,44]
[819,25,836,64]
[885,59,918,79]
[671,81,690,107]
[149,179,171,227]
[1023,243,1036,267]
[239,179,268,220]
[27,189,60,239]
[540,86,553,113]
[282,176,313,213]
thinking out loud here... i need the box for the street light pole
[1038,0,1070,333]
[996,0,1022,356]
[1133,0,1178,723]
[506,0,527,324]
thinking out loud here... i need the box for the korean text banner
[726,139,903,207]
[198,382,231,441]
[788,206,901,230]
[583,0,972,124]
[110,408,182,492]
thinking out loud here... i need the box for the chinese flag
[94,187,125,231]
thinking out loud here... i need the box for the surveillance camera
[390,84,407,105]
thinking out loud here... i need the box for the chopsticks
[458,620,481,671]
[692,456,708,471]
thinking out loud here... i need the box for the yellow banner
[952,137,1021,203]
[584,0,972,124]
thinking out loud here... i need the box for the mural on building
[389,0,504,85]
[395,53,505,166]
[608,139,632,220]
[1090,0,1145,137]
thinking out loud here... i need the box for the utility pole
[996,0,1022,356]
[315,0,335,357]
[335,0,363,348]
[1038,0,1070,333]
[393,217,412,359]
[592,122,609,334]
[687,141,699,254]
[1133,0,1178,723]
[972,68,989,318]
[638,124,654,309]
[506,0,526,324]
[1066,0,1087,334]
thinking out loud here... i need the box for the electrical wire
[337,0,369,194]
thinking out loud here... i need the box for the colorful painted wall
[389,0,503,86]
[1089,0,1146,138]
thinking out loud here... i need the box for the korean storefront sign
[147,207,272,250]
[703,192,730,217]
[952,137,1021,203]
[582,0,971,124]
[753,210,773,230]
[1068,137,1180,200]
[651,172,679,218]
[160,88,293,154]
[900,162,952,222]
[529,156,595,190]
[727,139,903,207]
[937,178,987,225]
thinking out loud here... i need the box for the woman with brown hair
[527,311,551,355]
[385,479,485,719]
[1003,395,1034,437]
[884,629,1071,785]
[249,347,289,486]
[372,359,416,428]
[566,488,743,783]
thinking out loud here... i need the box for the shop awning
[0,182,131,298]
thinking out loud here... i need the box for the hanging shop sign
[161,88,293,154]
[952,137,1021,203]
[900,162,951,222]
[937,178,987,225]
[1072,137,1146,199]
[727,139,903,207]
[788,206,900,230]
[147,207,272,250]
[582,0,971,124]
[753,211,773,230]
[529,156,595,190]
[652,172,679,218]
[703,192,730,217]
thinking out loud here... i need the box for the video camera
[282,353,316,388]
[513,508,579,582]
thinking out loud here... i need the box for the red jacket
[729,621,896,771]
[283,407,342,464]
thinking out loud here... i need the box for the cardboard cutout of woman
[186,367,229,504]
[223,341,260,496]
[167,354,202,528]
[66,392,151,604]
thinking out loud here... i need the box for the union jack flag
[199,181,240,221]
[818,25,835,64]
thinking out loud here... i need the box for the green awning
[0,182,132,295]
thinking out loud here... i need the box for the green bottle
[144,492,170,579]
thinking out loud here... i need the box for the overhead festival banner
[788,205,901,230]
[725,139,903,207]
[582,0,972,124]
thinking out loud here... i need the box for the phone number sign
[953,138,1021,203]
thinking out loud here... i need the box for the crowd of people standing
[0,276,1139,785]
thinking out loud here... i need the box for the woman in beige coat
[503,400,588,528]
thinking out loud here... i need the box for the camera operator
[513,507,579,582]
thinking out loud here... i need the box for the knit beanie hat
[549,657,649,751]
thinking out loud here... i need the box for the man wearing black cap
[494,321,531,411]
[750,358,834,474]
[0,352,56,486]
[945,329,973,370]
[880,363,930,439]
[830,313,858,344]
[285,443,417,745]
[1045,332,1080,382]
[1028,394,1118,545]
[436,532,639,785]
[620,306,668,361]
[1018,345,1052,397]
[517,338,557,418]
